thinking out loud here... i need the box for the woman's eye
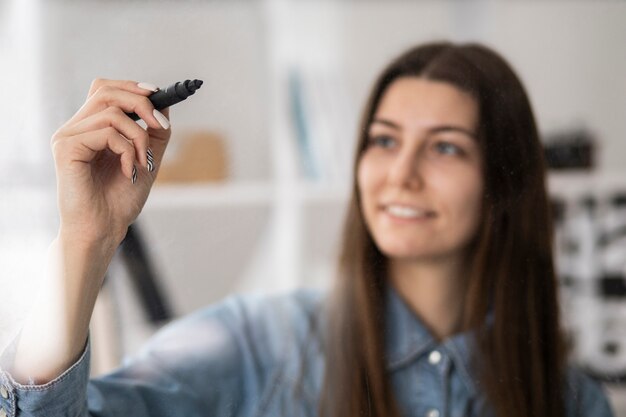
[434,141,463,155]
[367,135,396,149]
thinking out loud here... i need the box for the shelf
[145,181,274,210]
[295,180,351,204]
[144,180,354,210]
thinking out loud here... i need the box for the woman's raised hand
[10,80,174,384]
[51,79,171,248]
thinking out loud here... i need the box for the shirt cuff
[0,339,90,417]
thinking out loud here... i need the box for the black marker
[126,79,203,121]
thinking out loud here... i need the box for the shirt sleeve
[0,296,260,417]
[565,366,616,417]
[0,338,91,417]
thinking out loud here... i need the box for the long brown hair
[320,42,565,417]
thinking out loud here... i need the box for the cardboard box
[155,131,229,183]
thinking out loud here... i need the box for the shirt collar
[384,284,479,397]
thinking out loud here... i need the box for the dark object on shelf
[598,225,626,247]
[585,339,626,384]
[611,193,626,207]
[559,274,578,289]
[543,128,595,170]
[116,223,174,324]
[597,194,626,247]
[599,273,626,298]
[581,195,597,212]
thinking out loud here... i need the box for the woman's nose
[387,148,424,189]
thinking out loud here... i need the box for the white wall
[38,1,271,182]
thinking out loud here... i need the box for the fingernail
[132,165,138,184]
[147,148,155,173]
[153,109,170,130]
[137,82,159,92]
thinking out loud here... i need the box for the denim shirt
[0,287,615,417]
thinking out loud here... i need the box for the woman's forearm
[12,232,118,384]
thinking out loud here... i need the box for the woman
[0,42,614,417]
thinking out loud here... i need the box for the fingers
[144,107,170,164]
[87,78,158,98]
[146,106,170,140]
[62,107,152,169]
[52,127,137,181]
[53,79,172,184]
[69,85,165,130]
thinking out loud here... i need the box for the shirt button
[0,407,7,417]
[0,385,7,399]
[426,409,440,417]
[428,350,442,365]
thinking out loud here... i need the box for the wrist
[57,225,124,256]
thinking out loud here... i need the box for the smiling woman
[320,42,614,417]
[0,42,615,417]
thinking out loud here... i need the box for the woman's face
[357,77,483,263]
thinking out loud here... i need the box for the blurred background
[1,0,626,413]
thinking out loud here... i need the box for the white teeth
[386,205,431,218]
